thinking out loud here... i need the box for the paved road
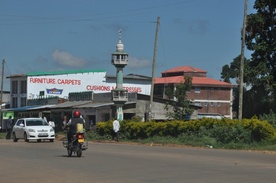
[0,139,276,183]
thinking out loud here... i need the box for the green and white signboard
[2,111,14,119]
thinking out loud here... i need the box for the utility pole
[149,16,160,122]
[0,59,5,128]
[238,0,248,120]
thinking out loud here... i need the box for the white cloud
[52,49,86,67]
[128,56,151,68]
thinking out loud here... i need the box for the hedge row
[96,117,276,143]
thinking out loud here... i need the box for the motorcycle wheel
[77,144,82,157]
[67,148,73,157]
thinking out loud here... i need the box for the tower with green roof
[111,30,128,121]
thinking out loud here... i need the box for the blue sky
[0,0,255,90]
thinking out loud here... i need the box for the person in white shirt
[112,117,120,141]
[48,118,55,129]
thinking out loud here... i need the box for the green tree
[245,0,276,110]
[221,55,250,84]
[221,55,249,117]
[221,54,272,118]
[164,76,194,120]
[221,1,276,118]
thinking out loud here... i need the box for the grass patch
[3,130,276,152]
[85,130,276,151]
[0,132,6,139]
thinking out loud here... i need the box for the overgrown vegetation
[2,117,276,151]
[88,117,276,150]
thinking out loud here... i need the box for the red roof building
[154,66,236,119]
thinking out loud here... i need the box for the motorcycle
[62,126,88,157]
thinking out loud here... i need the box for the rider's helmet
[73,110,81,118]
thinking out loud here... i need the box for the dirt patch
[56,134,66,141]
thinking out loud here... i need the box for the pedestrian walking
[112,117,120,141]
[6,116,13,140]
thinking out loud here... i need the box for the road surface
[0,139,276,183]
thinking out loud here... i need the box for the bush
[208,124,251,144]
[260,109,276,129]
[95,118,276,144]
[242,118,275,141]
[96,121,113,136]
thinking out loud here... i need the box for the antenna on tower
[118,29,122,41]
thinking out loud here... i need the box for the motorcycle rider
[63,110,85,146]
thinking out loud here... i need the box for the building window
[21,80,27,94]
[154,84,164,97]
[195,87,201,93]
[217,102,221,107]
[195,102,201,106]
[210,102,214,106]
[21,97,27,107]
[12,97,18,108]
[12,81,18,94]
[204,102,208,106]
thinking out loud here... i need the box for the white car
[12,118,55,142]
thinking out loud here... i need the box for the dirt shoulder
[55,134,276,155]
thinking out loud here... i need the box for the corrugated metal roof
[50,101,91,109]
[2,105,39,112]
[154,76,235,87]
[27,105,56,110]
[106,74,151,81]
[73,102,113,108]
[2,105,55,112]
[73,101,136,108]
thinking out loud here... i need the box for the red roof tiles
[154,76,234,88]
[161,66,206,74]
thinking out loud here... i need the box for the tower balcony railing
[111,59,128,66]
[111,89,128,102]
[111,53,128,66]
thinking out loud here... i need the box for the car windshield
[26,120,48,126]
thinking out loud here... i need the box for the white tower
[111,30,128,121]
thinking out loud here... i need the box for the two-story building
[154,66,236,119]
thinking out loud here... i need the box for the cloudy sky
[0,0,255,90]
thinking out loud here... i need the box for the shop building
[8,70,152,108]
[5,69,200,129]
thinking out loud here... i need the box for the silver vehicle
[12,118,55,142]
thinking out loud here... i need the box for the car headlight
[50,128,54,132]
[28,129,35,132]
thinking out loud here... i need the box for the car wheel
[13,133,18,142]
[50,139,54,142]
[37,139,41,142]
[24,133,29,142]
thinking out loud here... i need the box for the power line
[0,0,196,26]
